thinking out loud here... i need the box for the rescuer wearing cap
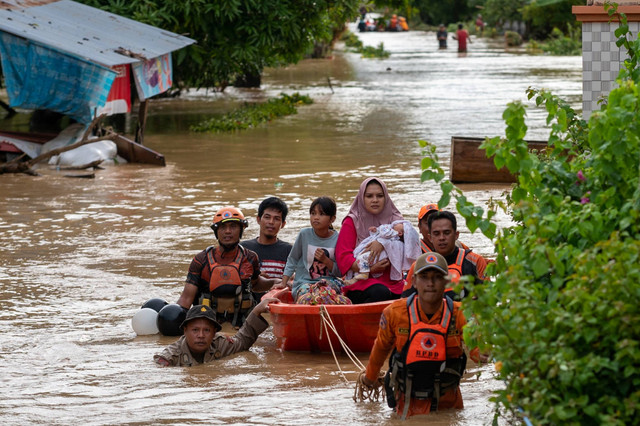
[417,203,440,253]
[360,252,480,419]
[403,209,483,299]
[175,207,281,327]
[154,298,277,367]
[417,204,470,254]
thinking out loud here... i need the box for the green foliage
[360,42,391,58]
[539,27,582,56]
[371,0,416,20]
[504,31,523,46]
[79,0,360,89]
[341,30,364,50]
[190,93,313,133]
[482,0,582,41]
[411,0,474,26]
[483,0,526,29]
[341,31,391,58]
[420,5,640,424]
[523,0,584,40]
[526,39,543,55]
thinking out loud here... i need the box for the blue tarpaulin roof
[0,0,195,123]
[0,32,116,123]
[0,0,195,67]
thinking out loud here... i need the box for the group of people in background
[437,22,472,52]
[357,7,409,33]
[155,176,490,418]
[355,10,484,54]
[171,176,489,316]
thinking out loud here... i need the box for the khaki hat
[418,203,440,220]
[414,252,448,275]
[180,305,222,332]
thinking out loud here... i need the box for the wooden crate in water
[449,136,547,184]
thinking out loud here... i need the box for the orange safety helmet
[418,203,440,221]
[210,207,248,236]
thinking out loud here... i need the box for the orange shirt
[365,298,467,416]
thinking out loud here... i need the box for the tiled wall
[582,21,638,119]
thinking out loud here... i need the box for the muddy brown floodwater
[0,27,581,425]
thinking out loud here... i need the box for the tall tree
[482,0,527,29]
[80,0,359,90]
[523,0,584,40]
[371,0,474,26]
[413,0,473,26]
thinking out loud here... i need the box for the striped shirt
[240,238,292,279]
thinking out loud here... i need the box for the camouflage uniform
[154,313,268,367]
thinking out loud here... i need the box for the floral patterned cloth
[295,278,352,305]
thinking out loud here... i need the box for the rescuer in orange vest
[360,252,482,419]
[403,210,488,299]
[176,207,280,327]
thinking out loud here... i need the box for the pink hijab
[345,177,404,244]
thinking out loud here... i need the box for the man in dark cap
[154,297,278,367]
[360,252,480,419]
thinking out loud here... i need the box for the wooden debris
[63,173,95,179]
[0,115,115,175]
[58,159,103,170]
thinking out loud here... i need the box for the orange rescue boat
[263,288,392,353]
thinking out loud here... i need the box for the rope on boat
[318,305,363,383]
[318,306,386,403]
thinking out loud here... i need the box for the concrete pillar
[573,1,640,119]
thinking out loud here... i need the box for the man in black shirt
[241,197,292,299]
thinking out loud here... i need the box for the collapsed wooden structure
[0,0,195,171]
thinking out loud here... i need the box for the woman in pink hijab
[336,177,405,304]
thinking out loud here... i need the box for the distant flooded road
[0,27,581,425]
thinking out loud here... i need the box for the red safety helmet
[418,203,440,221]
[211,207,248,236]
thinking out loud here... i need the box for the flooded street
[0,27,581,425]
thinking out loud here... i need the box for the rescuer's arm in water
[155,298,279,366]
[214,297,278,357]
[361,305,398,388]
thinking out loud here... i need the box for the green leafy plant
[360,42,391,58]
[341,30,364,50]
[341,30,391,59]
[526,39,543,55]
[190,93,312,133]
[420,3,640,424]
[540,27,582,56]
[505,30,523,46]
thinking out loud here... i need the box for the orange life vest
[442,248,466,297]
[448,248,466,283]
[419,239,432,253]
[207,246,244,292]
[385,294,467,418]
[201,246,254,327]
[405,295,451,366]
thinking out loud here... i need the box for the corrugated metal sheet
[0,0,195,66]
